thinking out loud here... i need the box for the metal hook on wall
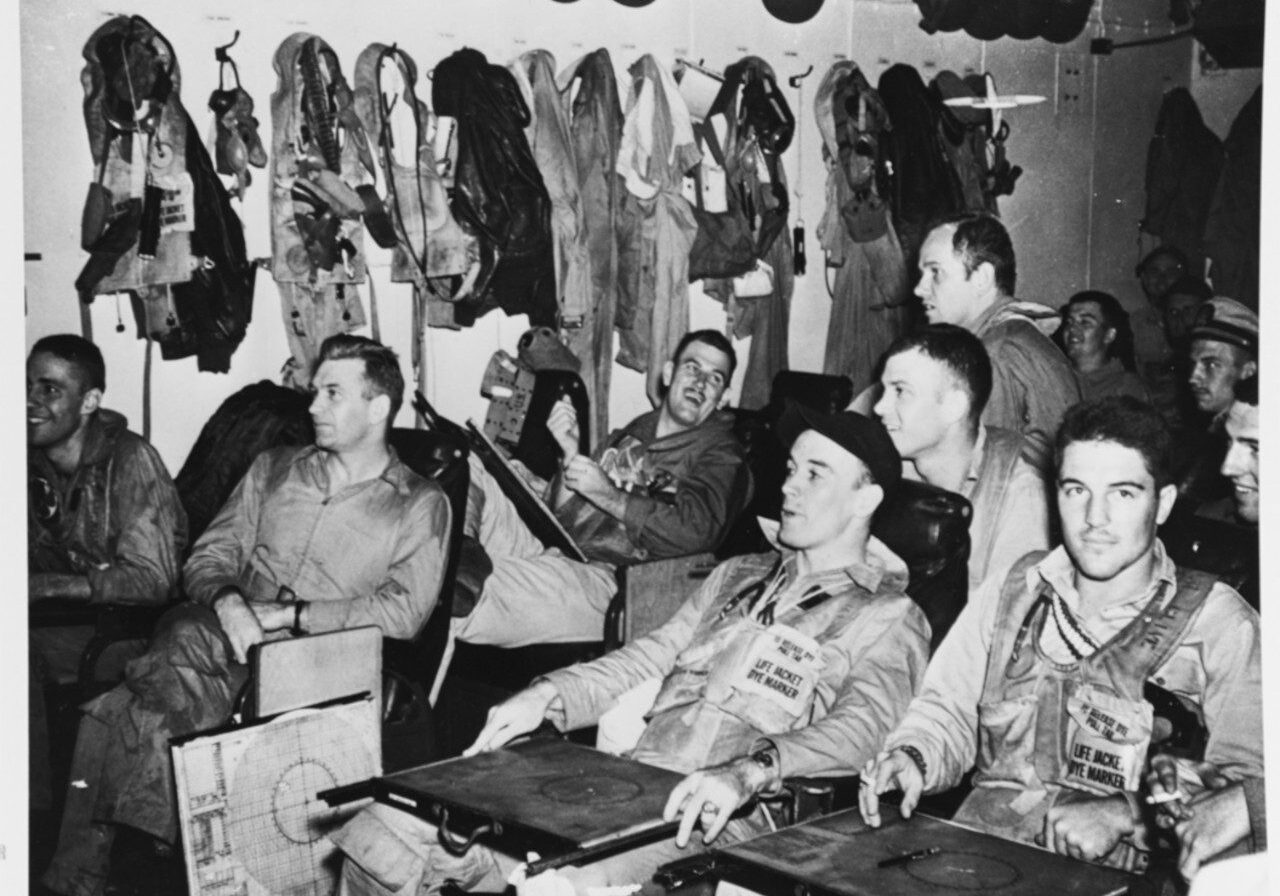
[215,30,242,90]
[788,65,813,89]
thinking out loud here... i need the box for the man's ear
[970,260,997,295]
[1155,482,1178,526]
[661,360,675,390]
[939,387,969,428]
[852,482,884,518]
[1102,327,1117,347]
[1241,359,1258,381]
[79,388,102,417]
[369,392,392,428]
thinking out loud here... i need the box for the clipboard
[321,739,682,875]
[712,808,1134,896]
[467,419,588,563]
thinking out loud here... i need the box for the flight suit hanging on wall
[558,49,624,453]
[698,57,796,410]
[614,55,701,406]
[512,50,592,327]
[814,62,908,394]
[431,47,558,329]
[269,33,370,385]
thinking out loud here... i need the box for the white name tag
[1063,689,1151,795]
[730,624,820,717]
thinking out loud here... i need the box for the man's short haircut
[1054,396,1174,489]
[30,334,106,393]
[671,329,737,381]
[884,324,993,431]
[1234,374,1258,407]
[1162,274,1213,305]
[937,212,1017,297]
[315,334,405,423]
[1136,245,1188,277]
[1060,290,1139,372]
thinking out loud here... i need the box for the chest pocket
[975,693,1042,792]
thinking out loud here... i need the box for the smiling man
[27,335,187,822]
[1220,377,1259,525]
[333,406,929,895]
[42,335,451,896]
[859,396,1262,872]
[913,213,1079,469]
[1056,290,1149,402]
[1162,374,1260,610]
[455,329,752,647]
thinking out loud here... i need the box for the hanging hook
[214,29,240,61]
[215,30,242,91]
[788,65,814,88]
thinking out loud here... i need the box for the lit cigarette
[1146,790,1187,805]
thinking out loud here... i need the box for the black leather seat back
[175,381,313,544]
[871,478,971,651]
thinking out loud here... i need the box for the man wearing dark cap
[333,408,931,896]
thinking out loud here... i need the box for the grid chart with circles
[172,697,380,896]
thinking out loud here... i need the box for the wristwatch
[749,743,782,794]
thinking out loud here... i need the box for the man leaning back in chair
[455,329,753,647]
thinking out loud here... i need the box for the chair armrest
[765,775,862,826]
[29,597,100,628]
[31,598,171,699]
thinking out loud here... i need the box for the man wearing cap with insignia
[333,406,931,895]
[1176,296,1258,508]
[1186,296,1257,420]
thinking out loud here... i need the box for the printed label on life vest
[1063,689,1152,795]
[156,173,195,234]
[731,624,821,717]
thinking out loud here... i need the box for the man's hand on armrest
[464,680,561,756]
[212,588,266,664]
[859,748,925,828]
[663,752,776,848]
[29,572,94,602]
